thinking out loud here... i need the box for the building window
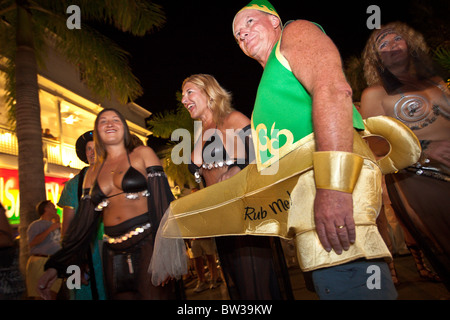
[40,91,60,141]
[59,101,96,168]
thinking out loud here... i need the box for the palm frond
[164,157,196,188]
[2,58,17,129]
[147,102,193,139]
[28,0,166,103]
[0,9,46,127]
[68,0,166,36]
[31,8,143,103]
[433,43,450,76]
[145,92,198,189]
[344,55,366,102]
[0,1,15,15]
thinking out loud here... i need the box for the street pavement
[184,254,450,300]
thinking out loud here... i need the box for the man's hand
[314,189,356,255]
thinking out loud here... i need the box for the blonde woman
[182,74,291,299]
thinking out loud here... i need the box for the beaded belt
[201,159,234,170]
[406,157,450,182]
[103,223,151,244]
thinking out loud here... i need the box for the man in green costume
[231,0,400,299]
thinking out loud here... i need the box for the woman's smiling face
[182,82,210,119]
[97,110,125,144]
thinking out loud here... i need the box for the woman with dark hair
[360,22,450,290]
[38,108,182,300]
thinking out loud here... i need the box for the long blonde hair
[182,74,234,125]
[362,22,434,89]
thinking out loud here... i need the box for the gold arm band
[313,151,364,193]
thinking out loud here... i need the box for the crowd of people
[0,0,448,300]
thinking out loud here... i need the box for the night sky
[111,0,416,118]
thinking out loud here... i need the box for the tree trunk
[15,3,47,273]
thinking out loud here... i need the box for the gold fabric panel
[161,116,421,271]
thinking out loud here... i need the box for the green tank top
[251,23,364,170]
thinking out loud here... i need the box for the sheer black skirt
[215,235,293,300]
[103,213,179,299]
[386,170,450,290]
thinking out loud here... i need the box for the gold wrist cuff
[313,151,364,193]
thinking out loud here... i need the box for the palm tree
[0,0,165,270]
[147,92,198,191]
[344,55,366,103]
[433,45,450,80]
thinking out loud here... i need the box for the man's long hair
[362,22,438,93]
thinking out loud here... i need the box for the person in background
[0,202,25,299]
[26,200,62,299]
[360,21,450,290]
[60,131,95,235]
[42,128,57,140]
[190,238,220,293]
[57,130,106,300]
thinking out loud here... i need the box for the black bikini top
[188,162,201,175]
[90,153,148,209]
[188,125,251,175]
[202,130,230,164]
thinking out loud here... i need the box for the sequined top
[188,124,252,177]
[90,153,149,211]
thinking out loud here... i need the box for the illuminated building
[0,44,151,225]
